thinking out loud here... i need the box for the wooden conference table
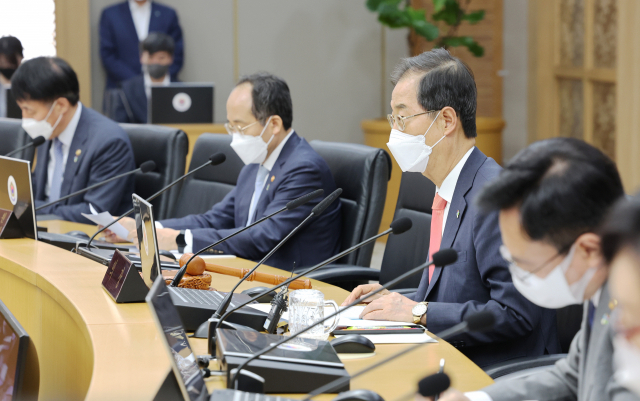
[0,221,493,400]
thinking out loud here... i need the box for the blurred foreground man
[437,138,637,401]
[342,49,559,367]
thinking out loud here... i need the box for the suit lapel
[59,108,90,199]
[425,148,486,299]
[34,142,52,200]
[582,285,610,400]
[120,3,139,43]
[148,3,161,32]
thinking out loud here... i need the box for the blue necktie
[587,301,596,329]
[48,139,65,202]
[247,165,269,225]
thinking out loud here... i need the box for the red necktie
[428,193,448,283]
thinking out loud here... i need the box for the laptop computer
[0,156,36,239]
[146,276,296,401]
[133,194,268,331]
[0,299,30,401]
[149,83,214,124]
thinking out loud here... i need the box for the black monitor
[132,194,162,288]
[146,276,208,401]
[0,299,29,401]
[0,156,37,239]
[149,83,214,124]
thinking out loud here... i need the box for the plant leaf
[431,0,462,25]
[377,4,411,28]
[462,10,485,24]
[433,0,447,12]
[413,20,439,41]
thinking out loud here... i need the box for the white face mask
[386,110,443,173]
[613,335,640,397]
[22,101,62,141]
[504,244,598,309]
[230,116,274,165]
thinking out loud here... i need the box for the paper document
[81,204,130,240]
[171,251,236,260]
[335,332,436,344]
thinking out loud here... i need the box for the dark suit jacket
[33,106,136,223]
[113,75,147,124]
[99,1,184,89]
[414,147,560,368]
[160,132,343,271]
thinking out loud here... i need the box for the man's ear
[269,115,285,136]
[575,233,603,270]
[55,97,72,115]
[440,106,458,137]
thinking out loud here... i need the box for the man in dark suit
[11,57,135,223]
[342,49,559,368]
[106,73,342,271]
[99,0,183,89]
[112,32,175,123]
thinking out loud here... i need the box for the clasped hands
[99,216,180,250]
[341,283,420,323]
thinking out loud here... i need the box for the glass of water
[288,289,339,341]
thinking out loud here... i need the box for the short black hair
[391,48,477,138]
[601,197,640,264]
[0,36,23,66]
[11,57,79,106]
[237,72,293,130]
[476,137,625,252]
[140,32,175,56]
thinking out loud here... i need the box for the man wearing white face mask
[342,48,559,368]
[105,73,342,271]
[11,57,136,223]
[434,138,635,401]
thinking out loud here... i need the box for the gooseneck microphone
[194,188,343,341]
[304,311,495,399]
[170,188,324,287]
[227,248,459,389]
[78,153,226,251]
[204,216,414,350]
[4,135,45,157]
[36,160,157,211]
[418,372,451,398]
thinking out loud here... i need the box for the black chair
[306,170,434,293]
[120,124,188,220]
[0,118,35,162]
[484,304,583,380]
[309,140,391,269]
[170,133,245,218]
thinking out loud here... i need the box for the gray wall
[502,0,528,162]
[90,0,408,144]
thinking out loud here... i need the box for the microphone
[170,188,324,286]
[418,373,451,397]
[303,311,494,399]
[36,160,157,211]
[194,188,343,342]
[4,136,45,157]
[78,153,226,251]
[202,216,414,348]
[226,248,459,389]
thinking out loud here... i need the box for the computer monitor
[0,299,29,401]
[149,83,214,124]
[132,194,162,288]
[5,88,22,119]
[0,156,37,240]
[146,276,208,401]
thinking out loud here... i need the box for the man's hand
[155,228,180,251]
[340,284,389,306]
[359,292,417,322]
[102,216,136,243]
[433,389,470,401]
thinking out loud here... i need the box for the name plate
[0,208,11,237]
[102,249,148,303]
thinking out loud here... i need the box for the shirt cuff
[464,391,493,401]
[155,221,164,229]
[184,229,193,254]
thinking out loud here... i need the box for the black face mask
[0,67,16,80]
[145,64,169,80]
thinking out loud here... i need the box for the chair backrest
[120,124,188,220]
[170,133,245,218]
[310,140,391,267]
[380,172,436,289]
[0,118,35,163]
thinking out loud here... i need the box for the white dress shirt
[157,129,296,253]
[45,103,83,198]
[143,72,170,99]
[435,146,475,235]
[128,0,152,41]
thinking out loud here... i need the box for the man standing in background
[0,36,23,118]
[99,0,183,91]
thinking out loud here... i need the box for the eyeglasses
[500,242,574,282]
[387,110,438,132]
[224,120,259,136]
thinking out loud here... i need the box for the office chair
[0,118,35,163]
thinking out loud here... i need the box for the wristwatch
[176,230,187,253]
[412,302,428,324]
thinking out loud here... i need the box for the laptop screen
[0,299,29,401]
[0,156,36,240]
[132,194,161,288]
[146,277,208,401]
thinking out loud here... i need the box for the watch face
[412,303,427,316]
